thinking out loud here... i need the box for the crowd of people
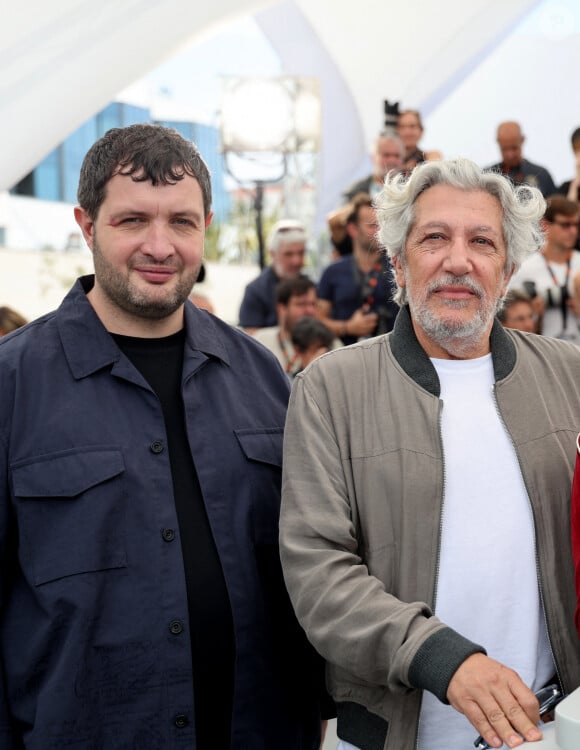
[236,115,580,381]
[1,117,580,750]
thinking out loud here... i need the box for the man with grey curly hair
[376,158,544,359]
[281,158,580,750]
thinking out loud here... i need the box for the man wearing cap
[239,219,307,333]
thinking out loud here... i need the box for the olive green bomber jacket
[280,306,580,750]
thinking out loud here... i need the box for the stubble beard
[358,235,379,255]
[92,236,199,321]
[406,272,505,357]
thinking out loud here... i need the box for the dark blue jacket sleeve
[0,434,17,748]
[239,284,265,327]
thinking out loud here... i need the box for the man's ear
[501,264,515,298]
[346,221,357,241]
[392,255,406,288]
[276,302,286,325]
[74,206,95,252]
[205,210,214,229]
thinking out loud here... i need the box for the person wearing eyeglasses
[509,195,580,342]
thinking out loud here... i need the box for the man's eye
[473,237,493,246]
[173,218,193,227]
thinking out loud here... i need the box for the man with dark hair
[291,317,335,370]
[281,158,580,750]
[497,290,536,333]
[489,121,556,197]
[238,219,307,333]
[317,194,398,344]
[510,194,580,341]
[253,274,338,378]
[0,124,328,749]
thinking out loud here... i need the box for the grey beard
[407,274,504,357]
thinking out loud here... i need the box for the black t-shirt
[114,329,234,750]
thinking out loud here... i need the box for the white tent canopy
[2,0,578,222]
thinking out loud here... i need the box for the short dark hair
[0,306,28,334]
[77,123,212,220]
[544,194,578,222]
[497,289,532,323]
[291,317,334,353]
[276,274,315,305]
[346,193,373,226]
[571,127,580,151]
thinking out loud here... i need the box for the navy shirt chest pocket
[234,428,283,544]
[11,447,127,586]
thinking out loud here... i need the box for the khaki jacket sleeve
[280,367,483,698]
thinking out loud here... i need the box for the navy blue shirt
[317,255,398,345]
[0,277,325,749]
[238,266,279,328]
[487,158,557,197]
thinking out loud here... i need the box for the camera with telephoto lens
[383,100,400,131]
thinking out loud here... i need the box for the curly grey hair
[375,158,546,305]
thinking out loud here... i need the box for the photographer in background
[317,194,398,345]
[342,101,404,202]
[342,133,404,202]
[509,195,580,342]
[396,108,442,174]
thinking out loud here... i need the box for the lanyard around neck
[543,253,571,330]
[543,253,571,287]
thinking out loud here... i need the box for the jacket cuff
[320,692,337,720]
[408,626,486,703]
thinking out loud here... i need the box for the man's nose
[442,239,473,275]
[141,222,174,259]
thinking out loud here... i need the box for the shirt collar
[57,276,230,380]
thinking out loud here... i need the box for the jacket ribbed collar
[390,304,517,397]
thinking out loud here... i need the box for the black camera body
[383,100,400,131]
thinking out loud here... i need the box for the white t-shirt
[416,355,553,750]
[510,250,580,340]
[338,355,554,750]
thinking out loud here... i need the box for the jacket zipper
[491,384,564,693]
[414,398,446,750]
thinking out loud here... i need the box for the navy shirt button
[174,714,189,729]
[169,619,184,635]
[161,528,175,542]
[150,440,165,454]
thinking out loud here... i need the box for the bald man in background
[489,121,556,197]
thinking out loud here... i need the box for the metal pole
[254,180,265,270]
